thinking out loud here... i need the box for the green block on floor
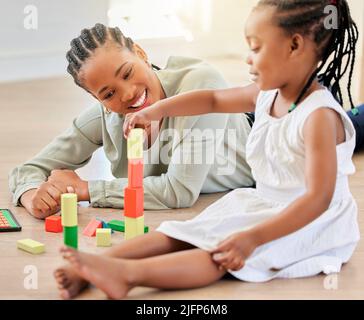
[64,226,78,249]
[144,225,149,233]
[108,220,125,232]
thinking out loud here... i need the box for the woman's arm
[8,104,103,218]
[123,84,259,137]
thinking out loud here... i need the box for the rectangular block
[128,159,143,188]
[127,128,144,159]
[64,226,78,249]
[45,215,63,233]
[124,187,144,218]
[17,239,45,254]
[61,193,78,226]
[82,218,102,237]
[107,220,125,232]
[125,216,144,240]
[96,228,111,247]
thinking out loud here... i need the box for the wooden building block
[108,220,125,232]
[128,159,143,188]
[127,128,144,159]
[83,218,102,237]
[45,215,63,233]
[17,239,45,254]
[96,228,112,247]
[64,226,78,249]
[125,216,144,240]
[124,187,144,218]
[61,193,78,227]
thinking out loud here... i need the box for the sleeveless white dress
[157,88,360,282]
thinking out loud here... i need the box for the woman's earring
[103,106,111,114]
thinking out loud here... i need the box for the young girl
[9,24,255,219]
[55,0,360,299]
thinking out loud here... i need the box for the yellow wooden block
[125,216,144,240]
[127,128,144,159]
[61,193,78,227]
[96,228,111,247]
[17,239,45,254]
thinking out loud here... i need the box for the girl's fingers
[46,185,62,203]
[41,193,58,211]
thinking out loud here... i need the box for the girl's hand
[211,231,259,271]
[123,105,163,139]
[48,169,90,201]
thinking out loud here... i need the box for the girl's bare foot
[53,265,89,299]
[60,246,134,299]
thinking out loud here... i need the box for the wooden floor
[0,69,363,300]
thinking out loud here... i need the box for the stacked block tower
[61,193,78,249]
[125,128,145,240]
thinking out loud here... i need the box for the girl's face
[80,44,165,114]
[244,6,308,91]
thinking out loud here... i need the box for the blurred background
[0,0,363,97]
[0,0,363,182]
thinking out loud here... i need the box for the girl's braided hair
[258,0,359,110]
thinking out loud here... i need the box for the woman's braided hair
[258,0,359,110]
[66,23,135,88]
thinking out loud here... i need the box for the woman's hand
[48,169,90,201]
[211,231,259,271]
[123,105,163,139]
[20,183,62,219]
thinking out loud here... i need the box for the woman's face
[80,43,165,114]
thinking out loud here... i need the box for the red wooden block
[124,187,144,218]
[128,159,143,188]
[82,218,103,237]
[45,215,63,233]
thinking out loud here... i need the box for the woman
[9,23,255,219]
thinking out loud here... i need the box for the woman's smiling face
[80,43,165,114]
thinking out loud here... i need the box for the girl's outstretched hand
[211,231,259,271]
[123,105,163,139]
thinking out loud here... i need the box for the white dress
[157,88,360,282]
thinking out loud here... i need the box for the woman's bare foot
[60,246,134,299]
[54,265,89,299]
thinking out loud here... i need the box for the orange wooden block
[128,159,143,188]
[83,218,103,237]
[124,187,144,218]
[45,215,63,233]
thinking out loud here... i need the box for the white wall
[0,0,108,83]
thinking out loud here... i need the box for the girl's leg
[54,231,194,299]
[347,104,364,152]
[61,246,226,299]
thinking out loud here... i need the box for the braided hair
[257,0,359,112]
[66,23,160,89]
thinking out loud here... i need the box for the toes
[59,289,71,300]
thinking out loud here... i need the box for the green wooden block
[64,226,78,249]
[144,225,149,233]
[108,220,125,232]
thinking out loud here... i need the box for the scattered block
[128,159,143,188]
[127,128,144,159]
[83,218,102,237]
[64,226,78,249]
[17,239,45,254]
[45,215,63,233]
[96,228,111,247]
[108,220,125,232]
[124,187,144,218]
[125,216,144,240]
